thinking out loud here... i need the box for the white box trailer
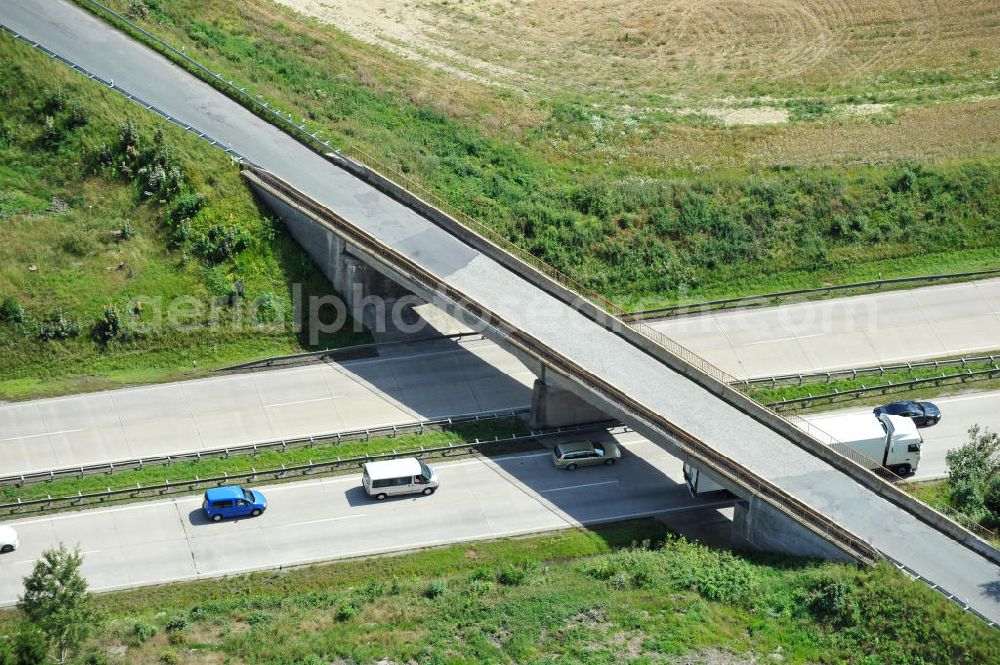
[815,413,922,475]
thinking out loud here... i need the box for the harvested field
[276,0,1000,105]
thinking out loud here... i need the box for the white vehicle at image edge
[362,458,439,500]
[0,525,17,554]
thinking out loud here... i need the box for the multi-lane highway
[0,339,533,475]
[652,278,1000,379]
[1,0,998,621]
[4,278,999,475]
[0,436,731,606]
[804,391,1000,481]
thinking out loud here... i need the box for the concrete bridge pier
[529,365,611,429]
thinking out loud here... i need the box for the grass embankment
[0,419,529,508]
[87,0,999,310]
[0,33,367,401]
[750,356,1000,410]
[1,520,996,664]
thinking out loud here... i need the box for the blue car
[202,486,267,522]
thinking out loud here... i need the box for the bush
[424,580,447,599]
[132,621,157,643]
[194,224,250,262]
[335,604,357,622]
[93,306,130,345]
[14,626,48,665]
[38,311,80,340]
[118,118,139,150]
[0,297,25,323]
[164,614,188,632]
[805,577,858,627]
[158,652,178,665]
[170,191,206,225]
[495,565,526,586]
[40,86,67,115]
[255,293,280,323]
[39,115,64,150]
[66,101,88,129]
[119,221,135,241]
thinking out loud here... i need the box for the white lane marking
[0,428,83,443]
[747,333,825,346]
[541,480,619,493]
[932,392,1000,405]
[10,548,102,566]
[284,514,366,528]
[264,396,335,408]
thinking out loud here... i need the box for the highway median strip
[0,417,621,518]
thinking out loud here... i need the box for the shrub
[496,565,526,586]
[170,191,206,224]
[119,221,135,241]
[14,626,48,665]
[159,651,178,665]
[118,118,139,150]
[335,604,357,622]
[40,115,64,150]
[424,580,447,599]
[38,311,80,340]
[0,297,25,323]
[66,101,88,129]
[804,577,858,627]
[468,580,493,595]
[255,293,280,323]
[164,614,188,632]
[194,224,250,262]
[40,86,67,115]
[132,621,157,643]
[93,306,130,345]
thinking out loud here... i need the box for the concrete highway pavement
[4,277,998,475]
[0,437,729,606]
[0,339,532,476]
[3,2,998,622]
[652,278,1000,379]
[803,390,1000,481]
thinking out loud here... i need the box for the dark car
[873,400,941,427]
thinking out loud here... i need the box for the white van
[362,458,439,500]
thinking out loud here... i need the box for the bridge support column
[530,366,610,429]
[731,496,857,562]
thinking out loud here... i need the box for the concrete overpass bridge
[3,0,999,623]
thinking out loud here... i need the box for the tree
[17,545,93,664]
[945,425,1000,519]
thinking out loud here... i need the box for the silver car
[552,441,622,470]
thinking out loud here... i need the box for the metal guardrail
[38,1,997,610]
[765,366,1000,410]
[886,555,996,628]
[71,0,742,394]
[743,354,1000,388]
[0,421,618,517]
[246,168,881,566]
[623,270,1000,321]
[0,24,254,166]
[214,332,485,373]
[0,409,532,488]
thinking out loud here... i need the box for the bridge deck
[3,1,996,622]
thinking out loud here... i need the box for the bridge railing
[246,168,881,565]
[58,2,997,566]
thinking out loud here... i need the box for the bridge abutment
[731,495,857,562]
